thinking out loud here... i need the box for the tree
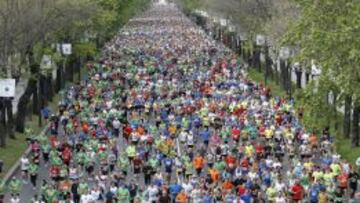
[284,0,360,146]
[0,0,150,146]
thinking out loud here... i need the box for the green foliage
[284,0,360,102]
[74,42,97,57]
[177,0,204,13]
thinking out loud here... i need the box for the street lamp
[0,78,16,146]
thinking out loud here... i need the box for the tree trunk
[5,98,15,139]
[343,95,352,138]
[305,72,310,84]
[38,76,44,127]
[62,60,66,88]
[56,66,62,92]
[32,80,38,114]
[352,104,360,147]
[46,75,54,101]
[238,39,242,56]
[79,56,83,82]
[69,58,74,82]
[264,46,271,85]
[0,99,7,147]
[15,78,37,133]
[333,91,338,130]
[279,59,287,91]
[252,44,260,72]
[286,62,292,97]
[295,70,302,89]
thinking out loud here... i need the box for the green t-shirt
[77,183,88,195]
[118,156,129,170]
[44,188,58,202]
[214,161,226,171]
[117,187,130,203]
[28,163,39,175]
[126,146,136,157]
[266,187,276,200]
[8,179,22,194]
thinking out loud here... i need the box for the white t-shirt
[191,188,202,203]
[275,182,285,193]
[275,197,286,203]
[182,182,193,194]
[10,197,20,203]
[148,186,159,202]
[179,131,187,142]
[21,157,29,171]
[90,190,101,201]
[187,134,194,145]
[80,194,92,203]
[112,119,121,129]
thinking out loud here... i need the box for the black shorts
[86,165,94,174]
[134,167,141,174]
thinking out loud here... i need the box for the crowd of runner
[1,1,359,203]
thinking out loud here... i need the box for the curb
[2,123,50,183]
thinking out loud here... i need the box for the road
[4,0,357,203]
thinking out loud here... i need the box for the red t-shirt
[241,158,249,168]
[338,174,348,188]
[232,128,241,140]
[123,125,132,137]
[238,185,246,196]
[225,155,236,168]
[291,184,304,200]
[255,144,264,155]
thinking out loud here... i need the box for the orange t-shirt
[169,125,177,135]
[193,156,205,169]
[176,191,187,203]
[165,138,173,146]
[309,135,318,146]
[137,126,145,135]
[209,168,220,182]
[338,174,348,188]
[222,180,234,190]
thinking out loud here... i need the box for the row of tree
[0,0,149,147]
[178,0,360,147]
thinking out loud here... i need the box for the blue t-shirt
[203,195,214,203]
[225,194,236,203]
[201,130,210,141]
[309,186,320,202]
[240,193,252,203]
[164,158,173,172]
[169,184,182,197]
[41,107,51,119]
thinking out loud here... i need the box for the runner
[3,1,359,202]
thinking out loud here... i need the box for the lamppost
[0,78,16,146]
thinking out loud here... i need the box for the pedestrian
[28,160,39,189]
